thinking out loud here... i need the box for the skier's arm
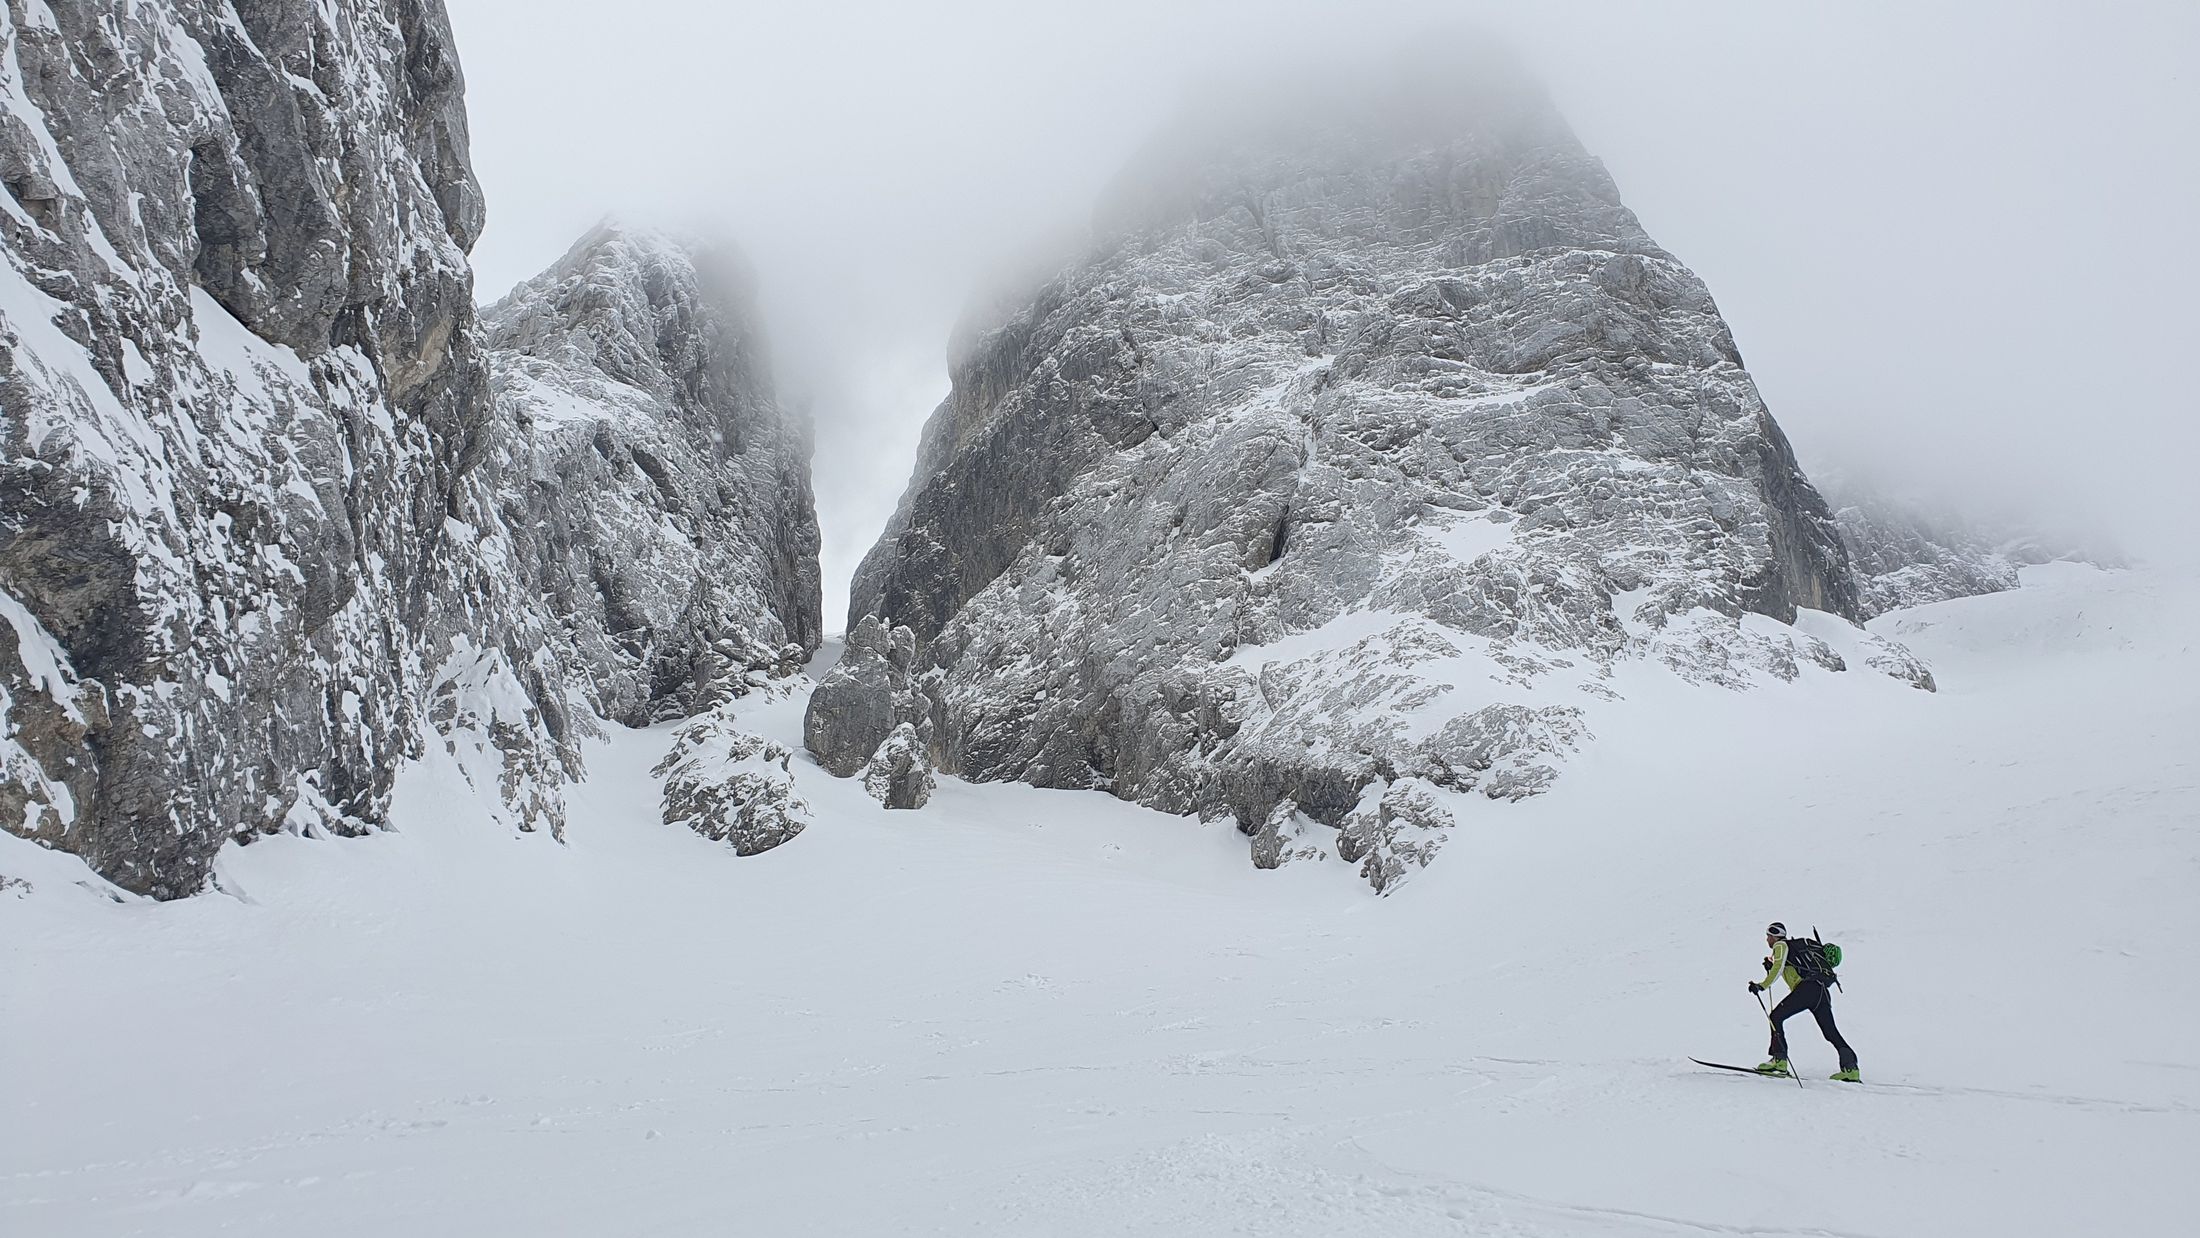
[1752,940,1788,991]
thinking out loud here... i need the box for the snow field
[4,564,2195,1236]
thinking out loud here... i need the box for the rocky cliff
[479,223,822,723]
[839,60,1926,889]
[0,2,819,897]
[480,224,824,857]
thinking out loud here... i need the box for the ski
[1691,1057,1788,1077]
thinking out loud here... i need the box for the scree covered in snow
[5,562,2195,1236]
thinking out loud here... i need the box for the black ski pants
[1767,979,1857,1071]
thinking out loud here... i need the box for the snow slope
[4,563,2195,1236]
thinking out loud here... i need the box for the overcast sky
[444,0,2198,626]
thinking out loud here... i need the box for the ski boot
[1753,1059,1792,1077]
[1829,1068,1861,1083]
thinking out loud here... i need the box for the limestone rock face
[479,224,823,726]
[0,4,820,895]
[1,0,492,896]
[848,58,1916,890]
[803,615,924,778]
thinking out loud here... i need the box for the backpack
[1788,929,1843,984]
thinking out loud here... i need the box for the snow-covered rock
[849,56,1920,890]
[0,0,491,896]
[0,3,819,895]
[654,711,809,855]
[1335,776,1455,891]
[478,222,822,725]
[1827,483,2118,619]
[862,722,935,810]
[804,614,925,778]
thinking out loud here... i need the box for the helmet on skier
[1765,922,1787,940]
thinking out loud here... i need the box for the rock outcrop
[846,56,1922,889]
[479,223,823,724]
[655,710,810,855]
[804,614,937,811]
[1827,483,2117,619]
[803,615,925,778]
[862,722,935,810]
[0,3,820,896]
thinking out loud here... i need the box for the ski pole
[1755,986,1802,1090]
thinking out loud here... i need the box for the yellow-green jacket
[1755,940,1800,992]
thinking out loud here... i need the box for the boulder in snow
[863,723,937,810]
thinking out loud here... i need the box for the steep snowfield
[4,564,2194,1236]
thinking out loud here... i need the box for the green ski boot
[1830,1068,1862,1083]
[1754,1059,1792,1077]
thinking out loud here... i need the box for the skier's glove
[1748,982,1765,994]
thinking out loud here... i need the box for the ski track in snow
[3,563,2197,1236]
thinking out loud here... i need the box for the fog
[445,0,2199,626]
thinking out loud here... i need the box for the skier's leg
[1766,987,1810,1061]
[1812,988,1858,1072]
